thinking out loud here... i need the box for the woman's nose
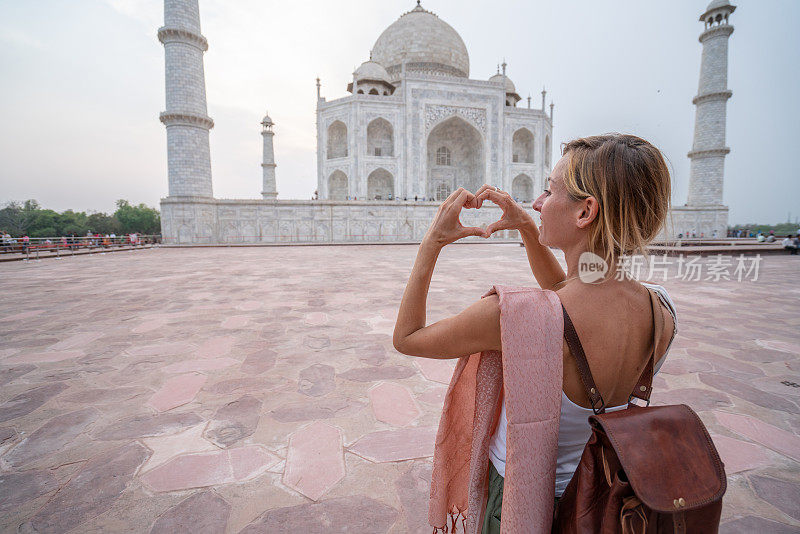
[532,193,545,212]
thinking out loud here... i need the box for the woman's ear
[576,196,599,229]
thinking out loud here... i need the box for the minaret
[261,113,277,199]
[158,0,214,198]
[687,0,736,207]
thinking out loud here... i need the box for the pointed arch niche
[512,128,534,163]
[328,170,348,200]
[327,121,348,159]
[426,116,484,199]
[367,168,394,200]
[367,118,394,157]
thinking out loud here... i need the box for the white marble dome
[489,73,516,94]
[371,2,469,79]
[354,60,391,83]
[706,0,731,10]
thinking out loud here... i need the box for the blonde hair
[560,133,672,277]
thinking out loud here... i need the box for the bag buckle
[591,395,606,414]
[628,393,651,407]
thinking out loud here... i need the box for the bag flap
[589,404,727,513]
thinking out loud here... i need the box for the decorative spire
[541,86,547,111]
[496,64,500,75]
[501,59,507,76]
[527,94,531,109]
[316,77,321,100]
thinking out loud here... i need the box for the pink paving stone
[141,445,279,492]
[369,382,421,427]
[283,421,345,501]
[237,300,263,311]
[196,336,236,358]
[127,342,195,357]
[303,312,330,326]
[147,373,208,412]
[348,427,437,463]
[4,350,83,364]
[417,387,447,405]
[2,309,45,321]
[755,339,800,355]
[48,332,103,351]
[221,315,249,329]
[711,434,771,474]
[0,348,21,359]
[714,411,800,463]
[751,375,800,398]
[161,357,239,374]
[413,358,455,384]
[131,318,167,333]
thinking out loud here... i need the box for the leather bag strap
[628,287,664,405]
[562,304,606,414]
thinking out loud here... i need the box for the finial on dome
[496,64,500,74]
[501,59,507,76]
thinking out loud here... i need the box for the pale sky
[0,0,798,225]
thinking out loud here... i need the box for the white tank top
[487,283,677,496]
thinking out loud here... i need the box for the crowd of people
[0,231,151,253]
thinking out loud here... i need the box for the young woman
[393,134,678,533]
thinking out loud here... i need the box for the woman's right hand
[474,184,537,238]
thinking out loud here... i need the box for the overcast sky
[0,0,797,224]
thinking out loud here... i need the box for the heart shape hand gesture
[422,185,537,249]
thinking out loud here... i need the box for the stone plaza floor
[0,244,798,533]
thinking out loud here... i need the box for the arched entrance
[367,168,394,200]
[328,170,348,200]
[512,174,533,202]
[426,116,484,199]
[367,118,394,157]
[327,121,348,159]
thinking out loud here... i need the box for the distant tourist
[757,232,765,242]
[766,230,775,243]
[782,235,797,254]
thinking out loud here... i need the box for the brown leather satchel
[552,288,727,533]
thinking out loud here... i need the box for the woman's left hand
[422,187,485,249]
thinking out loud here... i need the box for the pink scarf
[428,285,564,534]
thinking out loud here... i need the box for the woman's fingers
[476,188,510,209]
[484,219,509,237]
[460,226,485,239]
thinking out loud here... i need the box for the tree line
[0,200,161,238]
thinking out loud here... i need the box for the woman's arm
[393,188,502,359]
[392,242,502,358]
[519,220,567,291]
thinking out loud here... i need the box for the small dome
[261,113,273,126]
[489,73,516,94]
[371,2,469,78]
[354,60,391,83]
[706,0,731,10]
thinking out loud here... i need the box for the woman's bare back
[557,279,675,408]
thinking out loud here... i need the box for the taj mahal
[159,0,735,244]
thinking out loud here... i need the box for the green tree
[28,209,59,238]
[114,199,160,234]
[87,212,121,235]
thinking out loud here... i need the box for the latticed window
[435,182,451,201]
[436,146,451,166]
